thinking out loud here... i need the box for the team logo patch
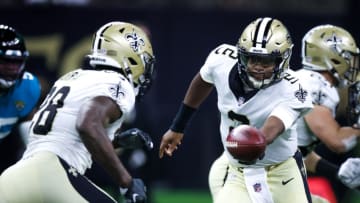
[108,85,125,99]
[15,100,25,111]
[294,84,308,103]
[125,30,145,52]
[68,167,78,177]
[253,183,262,192]
[326,32,342,54]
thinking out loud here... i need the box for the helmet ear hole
[331,59,340,65]
[128,57,138,66]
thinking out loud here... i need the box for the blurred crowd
[0,0,356,15]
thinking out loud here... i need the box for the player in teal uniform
[0,24,41,172]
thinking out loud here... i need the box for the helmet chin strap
[247,74,274,89]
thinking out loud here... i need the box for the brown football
[225,125,266,164]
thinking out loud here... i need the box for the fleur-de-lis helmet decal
[125,30,145,53]
[302,24,360,87]
[88,22,155,98]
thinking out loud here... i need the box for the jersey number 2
[228,110,250,132]
[33,86,70,135]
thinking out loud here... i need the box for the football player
[207,25,360,203]
[0,25,41,173]
[0,21,155,203]
[296,25,360,202]
[159,17,313,203]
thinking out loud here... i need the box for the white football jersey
[22,69,136,174]
[295,68,339,148]
[200,44,313,168]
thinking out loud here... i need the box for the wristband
[315,158,339,179]
[170,103,197,133]
[341,135,357,152]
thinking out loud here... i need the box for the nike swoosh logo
[282,177,294,185]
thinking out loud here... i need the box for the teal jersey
[0,72,41,139]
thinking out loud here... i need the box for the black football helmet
[0,24,29,90]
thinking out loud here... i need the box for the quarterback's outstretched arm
[261,116,285,144]
[159,73,213,158]
[76,96,132,188]
[183,73,214,108]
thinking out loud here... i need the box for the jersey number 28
[32,86,70,135]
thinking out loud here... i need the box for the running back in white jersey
[23,69,136,174]
[200,44,313,168]
[295,68,340,149]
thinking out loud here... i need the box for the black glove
[120,178,147,203]
[113,128,153,150]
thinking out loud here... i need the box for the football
[225,125,266,164]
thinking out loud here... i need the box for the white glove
[338,158,360,189]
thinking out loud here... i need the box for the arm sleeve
[269,104,301,130]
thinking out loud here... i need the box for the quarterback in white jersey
[160,17,313,203]
[202,43,311,168]
[0,22,155,203]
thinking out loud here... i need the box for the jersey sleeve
[98,75,136,118]
[200,44,235,84]
[270,102,311,130]
[311,78,339,114]
[18,72,42,118]
[298,70,339,113]
[270,70,313,130]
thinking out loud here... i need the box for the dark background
[1,1,360,202]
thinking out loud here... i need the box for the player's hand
[159,129,184,158]
[120,178,147,203]
[338,158,360,189]
[113,128,153,150]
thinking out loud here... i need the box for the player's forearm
[183,72,213,108]
[261,116,284,144]
[319,126,358,153]
[337,127,359,152]
[79,126,132,187]
[304,151,321,173]
[170,73,213,133]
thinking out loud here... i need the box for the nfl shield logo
[253,183,262,192]
[237,97,245,106]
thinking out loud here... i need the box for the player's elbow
[76,117,99,141]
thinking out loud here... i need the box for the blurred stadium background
[1,0,360,202]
